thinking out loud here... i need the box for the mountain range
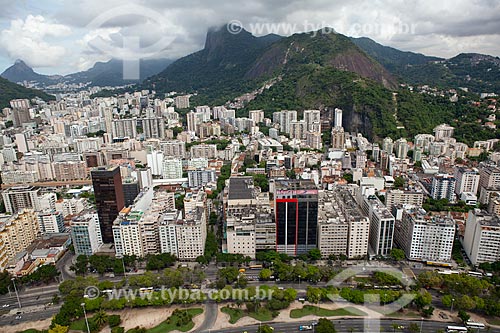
[2,25,499,141]
[1,58,173,90]
[143,26,500,141]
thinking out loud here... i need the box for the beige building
[0,210,40,271]
[385,189,425,211]
[318,189,370,259]
[224,177,275,257]
[53,161,87,181]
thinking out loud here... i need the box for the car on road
[299,325,313,331]
[15,315,21,320]
[2,304,9,308]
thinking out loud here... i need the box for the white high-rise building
[431,174,456,203]
[113,210,144,258]
[70,212,103,256]
[159,210,180,256]
[249,110,264,124]
[303,110,321,132]
[382,137,394,154]
[454,167,480,195]
[159,206,207,260]
[146,150,164,176]
[160,140,186,158]
[272,110,297,134]
[434,124,454,141]
[395,209,455,262]
[15,133,29,153]
[361,194,395,256]
[162,158,183,179]
[38,211,65,233]
[463,210,500,265]
[334,108,343,128]
[394,138,409,159]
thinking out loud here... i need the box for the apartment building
[2,186,40,214]
[0,210,40,270]
[317,189,370,258]
[395,208,455,263]
[454,167,480,195]
[463,210,500,265]
[361,194,395,256]
[385,189,424,211]
[70,212,103,256]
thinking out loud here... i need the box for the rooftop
[227,177,255,200]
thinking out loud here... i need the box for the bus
[467,271,483,278]
[427,261,453,268]
[446,326,468,332]
[248,264,263,269]
[466,321,486,330]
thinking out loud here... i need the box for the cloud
[0,14,71,68]
[2,0,500,73]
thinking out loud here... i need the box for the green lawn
[290,305,366,319]
[69,318,87,331]
[221,307,245,324]
[222,306,275,324]
[147,308,203,333]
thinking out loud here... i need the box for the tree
[306,286,322,304]
[390,248,406,261]
[414,290,432,309]
[0,270,12,295]
[259,268,273,280]
[70,255,89,276]
[394,176,405,189]
[342,173,353,184]
[307,248,322,261]
[458,310,470,323]
[316,318,336,333]
[108,314,121,328]
[422,306,435,317]
[92,309,108,327]
[257,324,274,333]
[48,324,69,333]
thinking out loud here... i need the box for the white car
[2,304,9,308]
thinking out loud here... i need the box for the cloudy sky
[0,0,499,75]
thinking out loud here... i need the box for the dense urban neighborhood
[0,2,500,333]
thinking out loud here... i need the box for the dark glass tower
[275,179,318,255]
[91,166,125,243]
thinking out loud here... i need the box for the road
[201,318,499,333]
[195,301,218,332]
